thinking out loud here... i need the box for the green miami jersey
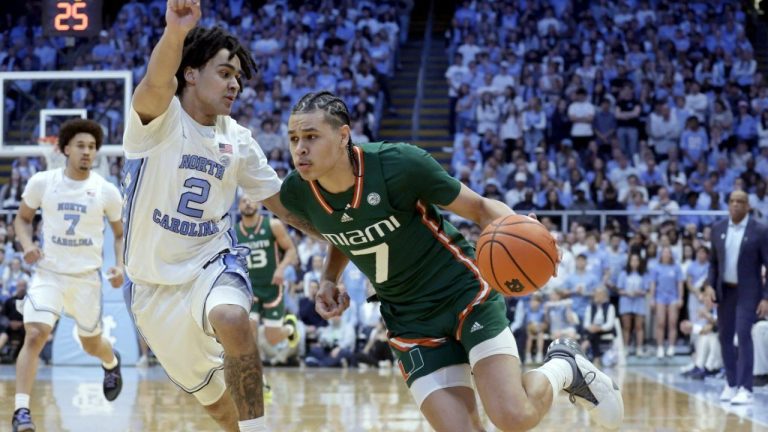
[236,216,279,299]
[283,142,509,385]
[281,142,490,311]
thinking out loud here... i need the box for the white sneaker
[720,385,738,401]
[545,338,624,430]
[535,353,544,364]
[730,387,754,405]
[657,346,664,359]
[666,345,675,357]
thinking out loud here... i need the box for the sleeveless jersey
[281,142,489,311]
[122,97,282,285]
[236,216,280,296]
[21,168,122,274]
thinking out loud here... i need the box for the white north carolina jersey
[122,97,281,285]
[22,169,122,274]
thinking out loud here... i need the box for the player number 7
[350,243,389,283]
[64,213,80,235]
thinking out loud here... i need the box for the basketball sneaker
[719,385,737,401]
[11,408,35,432]
[284,314,300,349]
[103,351,123,402]
[545,338,624,430]
[730,387,754,405]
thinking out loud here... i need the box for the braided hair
[175,26,258,96]
[291,91,356,168]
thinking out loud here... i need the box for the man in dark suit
[704,190,768,405]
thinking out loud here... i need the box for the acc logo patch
[367,192,381,206]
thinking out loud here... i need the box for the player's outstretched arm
[442,183,517,229]
[132,0,201,124]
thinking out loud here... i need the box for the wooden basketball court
[1,364,766,431]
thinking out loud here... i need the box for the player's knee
[486,404,538,432]
[209,305,251,343]
[24,325,50,349]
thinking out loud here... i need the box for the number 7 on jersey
[350,243,389,283]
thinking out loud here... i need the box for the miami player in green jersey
[236,196,299,348]
[280,92,624,432]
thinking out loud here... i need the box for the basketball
[475,214,558,297]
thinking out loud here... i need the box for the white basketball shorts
[23,268,103,337]
[127,252,252,406]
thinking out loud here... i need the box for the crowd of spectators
[445,0,767,225]
[442,0,768,374]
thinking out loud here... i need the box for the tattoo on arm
[224,352,264,419]
[282,213,323,240]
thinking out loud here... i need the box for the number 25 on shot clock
[43,0,103,38]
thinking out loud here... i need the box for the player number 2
[64,214,80,235]
[246,250,268,269]
[351,243,389,283]
[177,177,211,218]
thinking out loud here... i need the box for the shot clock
[42,0,103,37]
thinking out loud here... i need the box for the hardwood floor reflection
[0,365,765,431]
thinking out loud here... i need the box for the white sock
[15,393,30,411]
[238,417,266,431]
[102,354,118,370]
[529,358,574,397]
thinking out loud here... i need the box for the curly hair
[58,119,103,152]
[175,26,258,96]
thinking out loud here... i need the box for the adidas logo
[341,213,354,222]
[470,322,484,333]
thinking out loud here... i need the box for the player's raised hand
[22,247,43,265]
[315,280,350,319]
[166,0,201,34]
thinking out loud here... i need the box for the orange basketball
[475,214,558,297]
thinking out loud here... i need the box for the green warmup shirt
[281,142,488,316]
[236,215,279,298]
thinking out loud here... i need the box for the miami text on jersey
[321,215,401,247]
